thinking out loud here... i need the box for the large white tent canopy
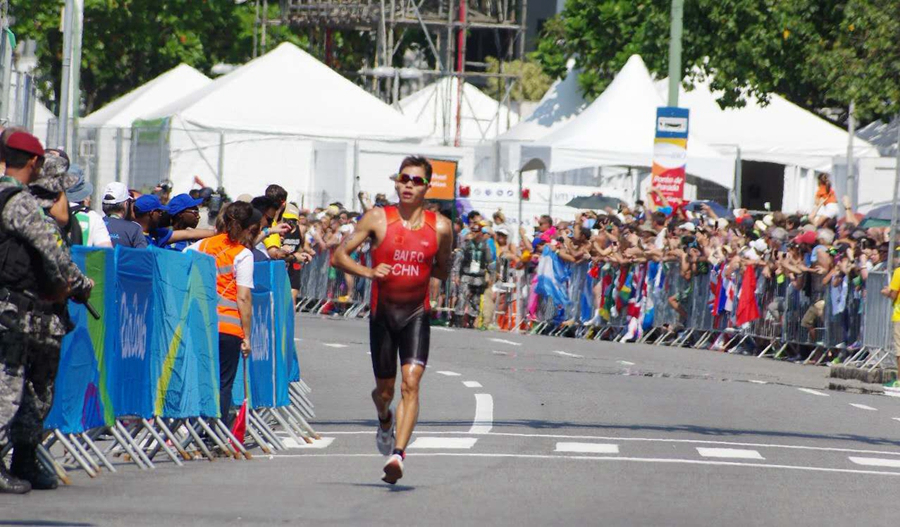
[497,59,586,143]
[139,43,428,202]
[146,42,425,142]
[81,64,211,128]
[520,55,734,191]
[656,78,879,172]
[399,77,518,145]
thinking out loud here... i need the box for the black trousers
[218,333,242,427]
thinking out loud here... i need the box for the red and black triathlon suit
[369,206,438,379]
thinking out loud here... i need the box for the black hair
[0,126,27,163]
[398,156,433,180]
[468,210,482,222]
[4,148,38,169]
[251,196,278,213]
[265,184,288,204]
[225,201,254,242]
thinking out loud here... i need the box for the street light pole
[666,0,684,107]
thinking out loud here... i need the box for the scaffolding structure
[277,0,527,146]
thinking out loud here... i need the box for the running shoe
[376,411,394,456]
[883,379,900,391]
[382,453,404,484]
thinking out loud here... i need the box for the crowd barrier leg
[266,407,311,445]
[214,419,252,460]
[68,434,103,474]
[155,418,193,461]
[37,444,72,485]
[248,409,287,450]
[80,431,117,473]
[105,424,149,469]
[182,420,216,460]
[52,430,98,478]
[119,421,156,468]
[194,417,237,459]
[139,418,183,466]
[244,420,274,454]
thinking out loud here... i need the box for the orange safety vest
[198,233,247,338]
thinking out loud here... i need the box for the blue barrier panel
[108,246,156,419]
[45,247,116,433]
[270,262,295,406]
[233,261,298,408]
[152,247,220,419]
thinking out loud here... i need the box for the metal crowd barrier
[292,249,896,371]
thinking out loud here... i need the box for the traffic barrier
[292,247,894,373]
[39,246,316,482]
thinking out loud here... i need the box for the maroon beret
[6,132,44,157]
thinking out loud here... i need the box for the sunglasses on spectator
[393,173,430,186]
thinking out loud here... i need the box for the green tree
[534,0,900,123]
[10,0,305,114]
[485,55,553,103]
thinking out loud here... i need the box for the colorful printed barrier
[46,247,300,435]
[232,261,299,409]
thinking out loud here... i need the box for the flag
[735,266,761,326]
[230,358,249,446]
[535,246,570,307]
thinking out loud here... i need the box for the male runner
[332,156,452,484]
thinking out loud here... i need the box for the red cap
[792,230,817,245]
[5,132,44,157]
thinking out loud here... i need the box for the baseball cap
[677,222,696,232]
[495,226,509,236]
[167,193,204,216]
[103,182,130,204]
[769,227,789,242]
[792,230,817,245]
[134,194,165,214]
[6,132,44,157]
[283,203,300,220]
[235,193,253,203]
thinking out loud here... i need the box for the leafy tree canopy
[534,0,900,124]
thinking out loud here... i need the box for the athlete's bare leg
[372,377,396,426]
[393,363,425,450]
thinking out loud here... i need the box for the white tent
[32,99,55,148]
[497,59,586,143]
[141,42,427,202]
[399,77,518,146]
[81,64,211,129]
[483,60,587,182]
[79,64,212,204]
[656,77,880,212]
[520,55,734,192]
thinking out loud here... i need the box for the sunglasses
[394,173,429,186]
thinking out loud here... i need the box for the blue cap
[532,238,542,250]
[65,164,93,202]
[167,193,204,216]
[134,194,165,214]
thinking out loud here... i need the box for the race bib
[469,260,481,274]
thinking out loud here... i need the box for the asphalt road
[4,314,900,526]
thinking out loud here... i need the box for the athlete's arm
[432,214,453,281]
[331,208,386,280]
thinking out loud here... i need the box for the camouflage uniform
[0,159,90,448]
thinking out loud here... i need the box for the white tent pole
[846,100,856,209]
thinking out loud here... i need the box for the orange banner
[425,159,457,201]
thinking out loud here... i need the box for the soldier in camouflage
[0,132,92,494]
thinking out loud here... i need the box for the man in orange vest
[189,201,257,425]
[332,156,452,484]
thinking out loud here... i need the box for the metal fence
[291,249,897,371]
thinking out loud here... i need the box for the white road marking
[850,403,877,411]
[492,350,511,356]
[885,391,900,399]
[294,338,302,343]
[892,418,900,423]
[797,388,829,397]
[489,338,521,346]
[432,326,454,332]
[366,352,371,355]
[469,393,494,434]
[749,380,768,385]
[617,360,635,366]
[553,351,584,358]
[408,437,478,449]
[850,457,900,468]
[555,442,619,454]
[463,381,483,388]
[313,431,900,457]
[322,343,348,348]
[436,371,461,377]
[282,437,335,449]
[697,448,764,460]
[271,453,900,477]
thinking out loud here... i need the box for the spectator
[166,193,205,251]
[65,165,112,248]
[102,182,147,249]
